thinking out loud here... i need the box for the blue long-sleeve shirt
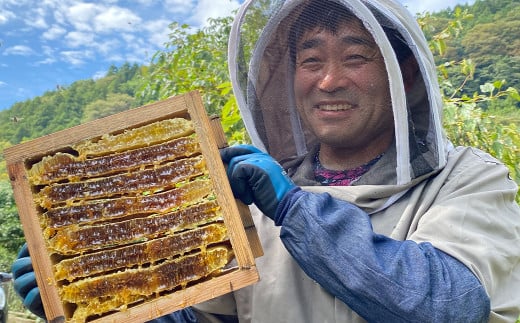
[274,187,490,322]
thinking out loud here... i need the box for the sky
[0,0,476,111]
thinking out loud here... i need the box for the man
[12,0,520,322]
[193,0,520,321]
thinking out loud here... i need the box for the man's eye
[297,57,322,70]
[344,55,369,64]
[299,57,319,64]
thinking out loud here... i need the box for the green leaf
[492,80,505,90]
[506,87,520,101]
[480,83,495,94]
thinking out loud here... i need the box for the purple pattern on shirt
[313,152,383,186]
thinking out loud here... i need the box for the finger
[229,161,256,205]
[24,287,45,319]
[14,272,38,298]
[220,145,262,163]
[226,153,253,175]
[17,243,30,258]
[12,257,33,279]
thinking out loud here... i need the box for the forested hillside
[0,0,519,283]
[424,0,519,107]
[0,63,153,148]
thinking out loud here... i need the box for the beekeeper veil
[228,0,449,186]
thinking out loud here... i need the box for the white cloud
[105,53,124,62]
[0,81,7,87]
[94,6,142,33]
[92,39,121,56]
[143,19,171,47]
[163,0,194,14]
[124,52,148,63]
[60,50,93,65]
[190,0,240,27]
[32,46,57,65]
[66,2,99,32]
[3,45,35,56]
[65,31,95,48]
[41,45,55,56]
[25,7,48,29]
[399,0,476,14]
[0,9,16,24]
[92,70,107,80]
[135,0,155,6]
[34,57,57,65]
[50,1,69,25]
[121,33,136,43]
[43,25,67,40]
[57,2,143,34]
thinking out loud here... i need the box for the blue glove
[11,243,45,319]
[220,144,263,163]
[221,145,296,221]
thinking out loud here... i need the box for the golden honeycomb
[27,117,233,322]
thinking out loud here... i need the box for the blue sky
[0,0,475,111]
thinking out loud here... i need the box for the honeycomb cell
[36,156,207,207]
[54,223,228,281]
[41,179,214,229]
[72,118,195,158]
[61,246,230,322]
[26,116,239,322]
[28,136,201,185]
[47,200,222,254]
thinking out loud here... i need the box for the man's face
[294,21,395,155]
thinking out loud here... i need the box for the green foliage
[426,0,520,105]
[139,17,248,144]
[0,63,147,147]
[0,181,23,271]
[82,93,136,123]
[420,10,520,203]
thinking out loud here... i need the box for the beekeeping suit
[194,0,520,322]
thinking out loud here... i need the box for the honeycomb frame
[4,92,260,323]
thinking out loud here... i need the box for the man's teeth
[319,104,353,111]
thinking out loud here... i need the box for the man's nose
[317,64,349,93]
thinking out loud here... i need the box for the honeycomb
[35,156,208,207]
[27,117,233,322]
[28,136,201,185]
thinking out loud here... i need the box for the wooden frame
[4,91,261,323]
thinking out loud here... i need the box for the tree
[81,93,136,123]
[140,17,248,144]
[0,181,23,271]
[419,11,520,202]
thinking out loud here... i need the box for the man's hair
[288,0,413,64]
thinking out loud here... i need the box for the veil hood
[228,0,449,186]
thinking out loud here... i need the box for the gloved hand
[220,144,264,162]
[11,243,45,319]
[221,145,296,220]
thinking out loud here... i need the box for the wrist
[273,186,302,225]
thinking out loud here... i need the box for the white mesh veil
[228,0,448,186]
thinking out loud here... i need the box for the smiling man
[292,16,395,171]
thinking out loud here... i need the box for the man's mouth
[317,104,354,111]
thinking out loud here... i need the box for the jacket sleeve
[275,188,490,323]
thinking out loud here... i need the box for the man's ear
[400,56,419,92]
